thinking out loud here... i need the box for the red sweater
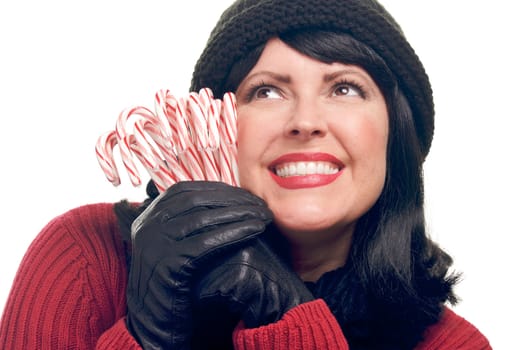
[0,203,491,349]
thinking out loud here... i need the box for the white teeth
[297,162,306,175]
[275,162,339,177]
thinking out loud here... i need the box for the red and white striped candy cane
[132,118,179,191]
[172,96,205,180]
[127,136,171,193]
[216,99,233,185]
[115,106,159,186]
[203,89,221,168]
[188,90,220,181]
[185,92,210,179]
[95,130,120,186]
[153,89,195,182]
[219,92,239,186]
[96,88,239,191]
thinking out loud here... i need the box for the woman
[0,0,491,349]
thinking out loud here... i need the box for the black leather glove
[126,181,273,350]
[190,230,314,348]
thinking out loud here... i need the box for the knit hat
[190,0,434,157]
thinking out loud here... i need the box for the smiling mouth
[272,161,341,178]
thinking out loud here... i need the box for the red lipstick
[268,152,344,189]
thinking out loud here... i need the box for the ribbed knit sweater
[0,203,491,349]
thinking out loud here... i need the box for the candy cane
[152,90,197,182]
[154,91,193,181]
[174,96,206,180]
[132,118,179,191]
[203,88,221,168]
[216,100,233,185]
[96,88,239,191]
[95,130,120,186]
[220,92,239,186]
[154,89,172,133]
[115,106,159,186]
[188,90,220,181]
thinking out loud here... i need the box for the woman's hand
[190,231,314,347]
[126,181,273,350]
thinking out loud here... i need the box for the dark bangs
[279,29,397,97]
[224,29,396,98]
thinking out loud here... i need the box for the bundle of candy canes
[95,88,238,193]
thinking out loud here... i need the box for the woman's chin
[273,216,339,240]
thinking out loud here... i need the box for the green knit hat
[190,0,434,157]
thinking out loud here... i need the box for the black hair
[114,29,459,349]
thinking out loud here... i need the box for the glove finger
[133,204,272,244]
[165,204,272,238]
[159,181,267,210]
[133,181,269,232]
[163,180,234,193]
[177,218,270,269]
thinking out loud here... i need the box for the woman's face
[235,38,389,243]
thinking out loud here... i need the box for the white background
[1,1,525,348]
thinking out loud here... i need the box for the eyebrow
[243,71,291,84]
[323,69,367,83]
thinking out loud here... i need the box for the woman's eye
[254,86,281,99]
[333,84,361,97]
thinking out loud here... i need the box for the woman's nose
[284,98,328,139]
